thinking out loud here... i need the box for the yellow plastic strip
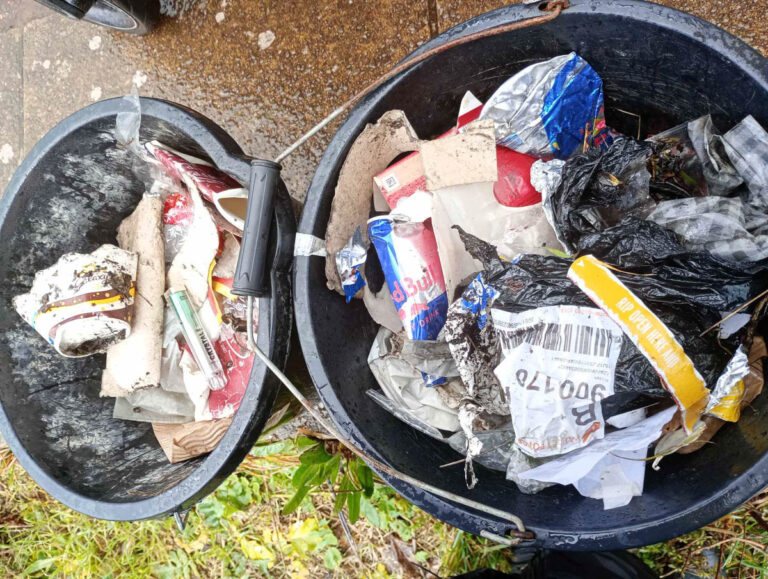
[212,279,236,301]
[568,255,709,433]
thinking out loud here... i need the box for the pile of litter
[326,52,768,509]
[13,95,258,464]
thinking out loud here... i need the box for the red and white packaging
[146,141,249,231]
[373,92,541,209]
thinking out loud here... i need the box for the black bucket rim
[0,97,294,520]
[294,0,768,550]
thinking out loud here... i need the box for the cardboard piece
[101,196,166,397]
[325,110,425,295]
[420,120,498,191]
[153,417,233,463]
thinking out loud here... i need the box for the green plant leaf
[222,475,253,507]
[299,445,332,465]
[391,519,413,541]
[333,488,348,515]
[296,436,320,451]
[320,453,342,483]
[251,440,291,457]
[323,547,343,570]
[360,496,382,529]
[292,464,320,490]
[282,484,311,515]
[197,496,226,528]
[347,492,361,525]
[546,247,572,259]
[23,557,57,576]
[353,460,374,498]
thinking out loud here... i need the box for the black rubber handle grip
[232,159,281,297]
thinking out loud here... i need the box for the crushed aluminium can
[368,216,448,340]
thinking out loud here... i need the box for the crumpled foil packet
[479,52,610,159]
[335,226,368,302]
[444,272,508,488]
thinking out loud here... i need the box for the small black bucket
[294,0,768,550]
[0,98,294,521]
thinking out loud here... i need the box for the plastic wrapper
[163,190,194,265]
[208,324,254,419]
[368,215,448,340]
[368,327,462,433]
[479,52,610,159]
[648,121,707,198]
[14,244,137,357]
[457,220,768,408]
[688,115,743,196]
[335,226,367,302]
[518,406,677,510]
[705,346,750,422]
[722,115,768,207]
[446,423,554,494]
[647,197,768,262]
[546,136,653,254]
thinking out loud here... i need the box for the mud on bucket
[0,98,294,520]
[294,0,768,550]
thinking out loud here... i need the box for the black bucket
[294,0,768,550]
[0,98,294,520]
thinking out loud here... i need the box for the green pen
[168,287,227,391]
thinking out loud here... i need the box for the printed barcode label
[499,322,615,358]
[382,174,399,190]
[491,305,624,458]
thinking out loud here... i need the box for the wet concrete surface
[0,0,766,202]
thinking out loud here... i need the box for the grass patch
[0,440,767,577]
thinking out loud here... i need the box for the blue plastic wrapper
[335,226,367,302]
[368,216,448,340]
[480,52,611,159]
[460,273,500,330]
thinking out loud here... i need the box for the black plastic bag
[548,136,653,254]
[456,220,768,400]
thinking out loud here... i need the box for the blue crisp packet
[480,52,612,159]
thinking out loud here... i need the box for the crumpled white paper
[517,406,676,509]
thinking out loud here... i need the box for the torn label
[295,233,328,257]
[493,305,623,457]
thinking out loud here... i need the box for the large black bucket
[294,0,768,550]
[0,98,294,520]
